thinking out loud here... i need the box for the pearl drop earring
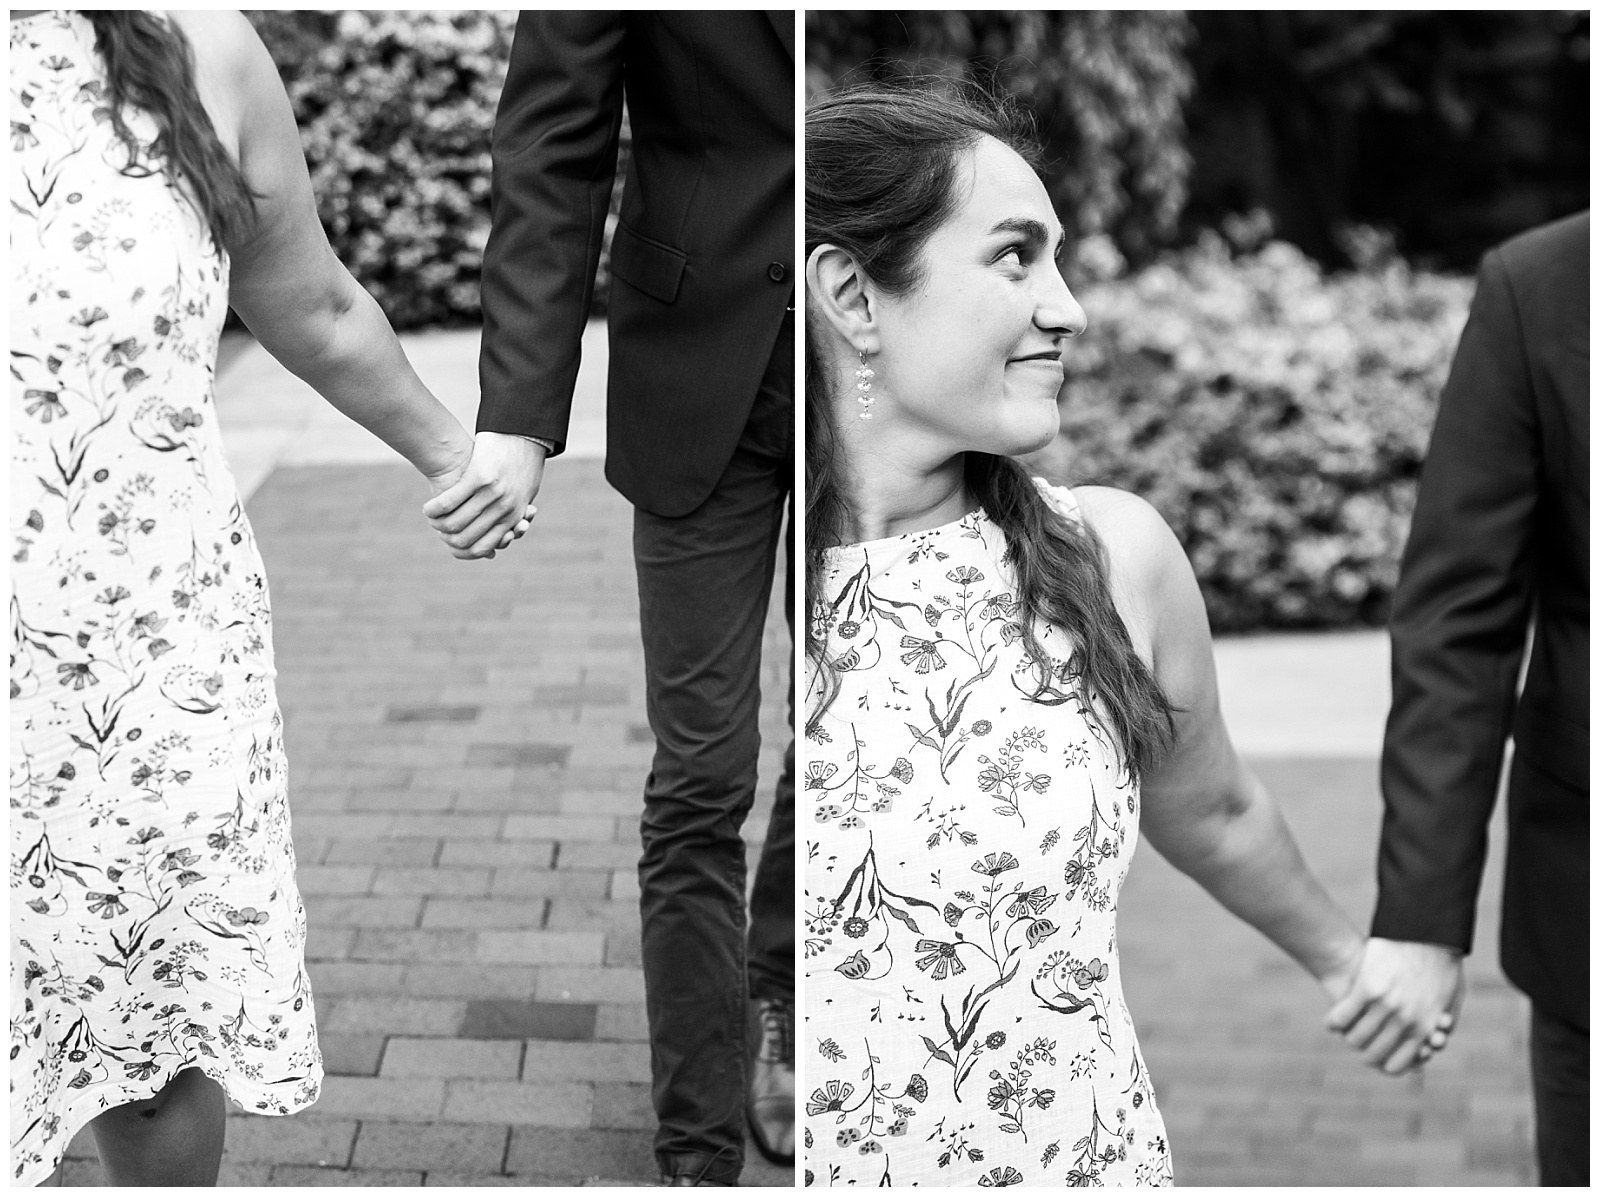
[855,347,875,419]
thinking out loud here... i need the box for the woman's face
[869,135,1085,459]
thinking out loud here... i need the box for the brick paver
[1119,756,1536,1184]
[57,457,792,1187]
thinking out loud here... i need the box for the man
[1327,212,1589,1184]
[426,13,795,1186]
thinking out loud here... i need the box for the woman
[802,84,1446,1187]
[10,10,528,1185]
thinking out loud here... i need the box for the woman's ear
[806,244,879,355]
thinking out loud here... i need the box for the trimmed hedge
[1026,227,1474,632]
[247,10,628,330]
[805,10,1194,264]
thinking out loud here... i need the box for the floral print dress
[804,483,1171,1187]
[10,12,320,1184]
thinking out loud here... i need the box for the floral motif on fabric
[803,490,1171,1187]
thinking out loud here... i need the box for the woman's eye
[997,246,1025,267]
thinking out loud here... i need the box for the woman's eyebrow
[987,216,1065,254]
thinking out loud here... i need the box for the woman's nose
[1036,270,1087,338]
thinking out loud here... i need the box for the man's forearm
[477,12,626,440]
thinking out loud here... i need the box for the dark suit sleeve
[477,12,627,451]
[1371,247,1540,951]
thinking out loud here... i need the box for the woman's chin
[987,395,1062,457]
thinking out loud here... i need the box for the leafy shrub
[806,11,1193,264]
[1184,11,1589,270]
[1026,224,1474,632]
[246,10,628,330]
[807,12,1587,273]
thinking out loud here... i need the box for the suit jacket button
[768,262,787,282]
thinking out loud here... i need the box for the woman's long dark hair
[85,11,257,251]
[805,81,1176,783]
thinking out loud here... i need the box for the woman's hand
[1313,934,1366,1005]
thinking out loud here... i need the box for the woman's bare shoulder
[165,11,280,136]
[1070,486,1182,579]
[166,10,304,198]
[165,9,258,54]
[1070,484,1210,658]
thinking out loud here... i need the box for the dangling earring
[855,347,875,420]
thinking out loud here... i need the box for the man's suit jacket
[477,12,794,518]
[1373,211,1589,1027]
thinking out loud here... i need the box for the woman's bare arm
[1076,485,1364,993]
[174,11,526,557]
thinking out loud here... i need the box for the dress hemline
[14,1053,322,1187]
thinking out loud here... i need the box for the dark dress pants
[632,310,794,1183]
[1530,1005,1589,1185]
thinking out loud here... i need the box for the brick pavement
[1120,756,1536,1185]
[58,458,793,1186]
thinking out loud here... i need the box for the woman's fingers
[1358,1012,1411,1069]
[510,504,537,540]
[459,503,534,558]
[1378,1028,1427,1074]
[1325,986,1371,1034]
[434,498,538,560]
[1389,1016,1454,1074]
[443,492,526,549]
[422,473,482,522]
[1339,997,1400,1052]
[428,486,497,539]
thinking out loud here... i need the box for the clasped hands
[422,431,547,560]
[1319,937,1464,1076]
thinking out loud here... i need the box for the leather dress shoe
[746,995,795,1166]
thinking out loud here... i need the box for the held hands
[422,431,547,560]
[1324,937,1464,1076]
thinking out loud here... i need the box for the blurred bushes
[808,11,1588,274]
[1183,11,1589,270]
[246,10,628,330]
[806,11,1193,264]
[1026,225,1474,631]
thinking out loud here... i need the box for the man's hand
[1325,937,1464,1075]
[422,431,547,559]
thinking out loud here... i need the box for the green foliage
[1027,227,1474,631]
[247,11,512,329]
[1184,11,1589,269]
[245,10,628,330]
[805,11,1193,263]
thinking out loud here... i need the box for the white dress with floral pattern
[804,483,1172,1187]
[9,12,320,1184]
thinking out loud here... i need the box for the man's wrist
[1375,937,1465,961]
[478,429,553,458]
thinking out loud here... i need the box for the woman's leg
[87,1066,226,1186]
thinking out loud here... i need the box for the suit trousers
[1530,1004,1589,1185]
[631,310,794,1182]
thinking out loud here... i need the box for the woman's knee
[95,1066,221,1126]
